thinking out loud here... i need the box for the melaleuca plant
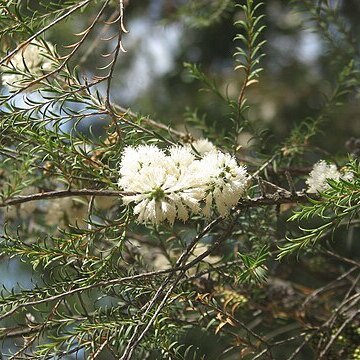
[0,1,359,359]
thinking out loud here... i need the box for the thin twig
[1,0,111,105]
[105,0,128,106]
[0,189,129,207]
[0,189,318,209]
[318,309,360,359]
[112,104,187,139]
[119,215,239,360]
[0,0,91,67]
[302,266,358,309]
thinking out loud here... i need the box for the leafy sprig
[278,159,360,258]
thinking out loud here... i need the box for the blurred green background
[41,0,360,155]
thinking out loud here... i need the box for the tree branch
[0,189,129,207]
[0,188,318,208]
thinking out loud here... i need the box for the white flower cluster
[119,141,249,225]
[2,40,54,91]
[187,138,216,155]
[306,160,353,193]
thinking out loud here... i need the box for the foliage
[0,0,359,359]
[278,158,360,258]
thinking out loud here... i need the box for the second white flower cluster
[306,160,354,193]
[118,141,249,225]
